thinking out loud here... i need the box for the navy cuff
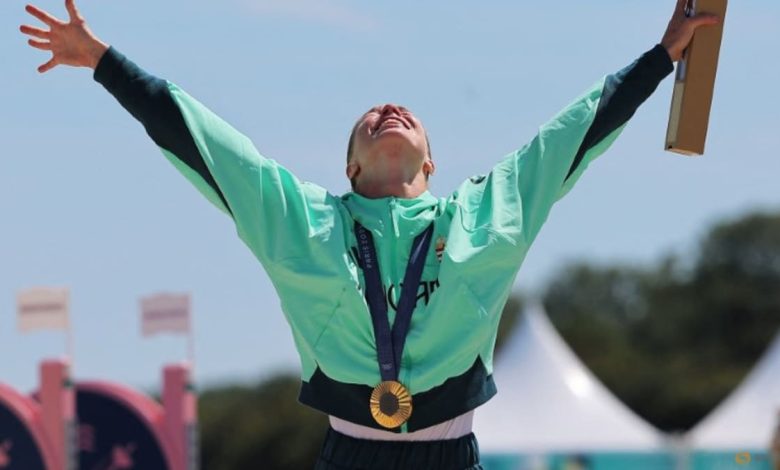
[93,46,126,89]
[645,43,675,81]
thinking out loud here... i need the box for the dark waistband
[299,357,496,432]
[315,427,482,470]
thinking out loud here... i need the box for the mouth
[372,116,409,134]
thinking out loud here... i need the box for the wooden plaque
[665,0,728,156]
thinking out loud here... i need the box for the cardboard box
[665,0,727,156]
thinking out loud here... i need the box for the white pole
[65,290,74,363]
[187,328,195,367]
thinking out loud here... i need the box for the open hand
[20,0,108,73]
[661,0,720,62]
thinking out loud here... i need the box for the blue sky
[1,0,778,393]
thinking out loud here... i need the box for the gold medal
[369,380,413,429]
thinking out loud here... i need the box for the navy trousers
[314,427,483,470]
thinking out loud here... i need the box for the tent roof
[473,304,664,453]
[686,331,780,450]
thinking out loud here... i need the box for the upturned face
[346,103,432,187]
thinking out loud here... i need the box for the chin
[373,128,412,144]
[374,136,423,158]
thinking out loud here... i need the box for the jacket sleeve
[93,47,341,267]
[452,44,674,247]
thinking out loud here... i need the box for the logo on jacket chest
[386,279,441,311]
[353,278,441,312]
[349,246,442,311]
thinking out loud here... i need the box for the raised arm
[20,0,343,268]
[452,0,719,248]
[566,0,720,183]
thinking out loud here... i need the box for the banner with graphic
[16,287,69,333]
[140,293,191,337]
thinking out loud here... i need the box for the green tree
[199,375,328,470]
[495,293,524,354]
[542,212,780,431]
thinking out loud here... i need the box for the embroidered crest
[435,237,446,262]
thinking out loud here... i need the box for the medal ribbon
[355,222,434,382]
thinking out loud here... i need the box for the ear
[346,162,360,180]
[423,158,435,177]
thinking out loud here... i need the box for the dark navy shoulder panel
[567,44,674,180]
[93,47,231,214]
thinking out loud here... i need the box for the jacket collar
[341,191,440,239]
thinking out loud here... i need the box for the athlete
[20,1,718,468]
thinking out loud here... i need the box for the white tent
[686,331,780,450]
[474,303,665,453]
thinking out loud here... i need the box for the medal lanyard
[355,222,434,382]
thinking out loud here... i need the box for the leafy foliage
[199,375,328,470]
[542,212,780,431]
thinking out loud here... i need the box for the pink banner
[140,293,191,337]
[16,288,69,333]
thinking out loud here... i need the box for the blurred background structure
[2,0,779,469]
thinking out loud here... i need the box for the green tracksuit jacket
[95,44,673,432]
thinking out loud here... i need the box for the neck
[354,172,428,199]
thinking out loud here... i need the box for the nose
[380,103,402,116]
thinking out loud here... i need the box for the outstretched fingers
[38,57,59,74]
[20,25,50,39]
[25,4,63,27]
[65,0,82,22]
[27,39,51,50]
